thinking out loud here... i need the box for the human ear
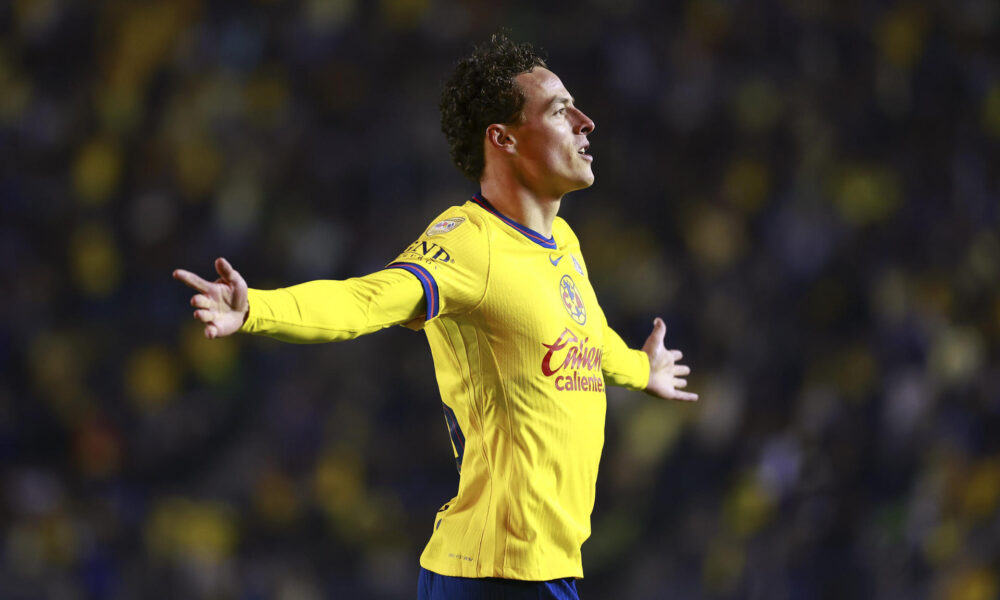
[486,124,516,153]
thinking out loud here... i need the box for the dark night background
[1,0,999,598]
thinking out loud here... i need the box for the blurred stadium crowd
[2,0,999,598]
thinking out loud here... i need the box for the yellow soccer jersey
[240,194,650,581]
[388,195,649,580]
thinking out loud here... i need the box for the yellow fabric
[242,198,650,580]
[241,269,424,342]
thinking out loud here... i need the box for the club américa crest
[559,275,587,325]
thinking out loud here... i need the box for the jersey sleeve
[384,209,490,327]
[601,317,650,391]
[240,268,425,343]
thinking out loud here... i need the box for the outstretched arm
[173,257,249,339]
[641,317,698,402]
[173,258,426,342]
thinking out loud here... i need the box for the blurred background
[2,0,999,598]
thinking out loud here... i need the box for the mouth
[577,143,592,162]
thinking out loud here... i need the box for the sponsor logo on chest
[540,328,604,393]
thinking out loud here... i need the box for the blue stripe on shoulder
[385,262,440,321]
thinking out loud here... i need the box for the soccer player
[174,33,697,600]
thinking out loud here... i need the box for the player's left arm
[602,316,697,401]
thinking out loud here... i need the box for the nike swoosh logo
[549,254,563,266]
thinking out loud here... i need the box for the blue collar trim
[470,194,558,249]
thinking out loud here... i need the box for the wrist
[642,350,652,390]
[239,289,257,333]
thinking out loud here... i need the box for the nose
[574,108,595,135]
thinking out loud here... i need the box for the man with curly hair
[174,32,696,600]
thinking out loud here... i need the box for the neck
[478,180,561,238]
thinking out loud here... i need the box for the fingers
[670,349,683,361]
[670,390,699,402]
[173,269,213,293]
[674,364,690,376]
[191,294,212,309]
[215,257,237,283]
[194,309,222,338]
[674,378,688,389]
[652,317,666,343]
[193,309,215,323]
[642,317,667,356]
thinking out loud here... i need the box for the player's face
[508,67,596,197]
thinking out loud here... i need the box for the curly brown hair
[440,31,547,181]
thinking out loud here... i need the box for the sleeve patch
[426,217,465,237]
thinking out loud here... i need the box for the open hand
[172,257,249,339]
[642,317,698,402]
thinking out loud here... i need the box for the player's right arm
[174,207,487,342]
[173,257,425,342]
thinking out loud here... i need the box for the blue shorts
[418,567,580,600]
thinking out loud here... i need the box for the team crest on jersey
[426,217,465,237]
[559,275,587,325]
[571,254,584,276]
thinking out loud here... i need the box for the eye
[555,107,566,116]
